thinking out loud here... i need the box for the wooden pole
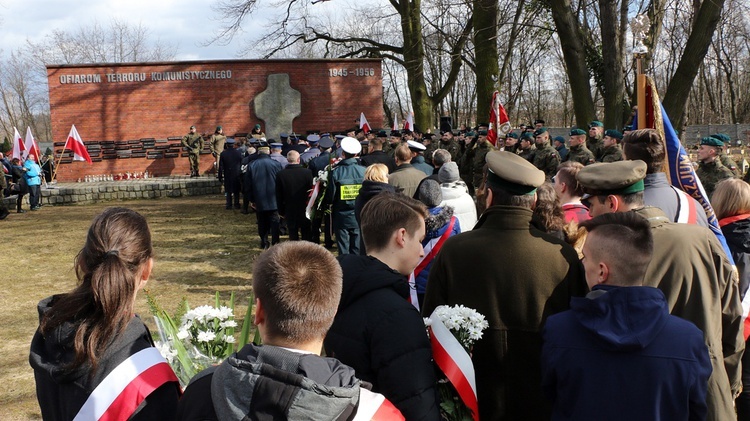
[636,55,646,129]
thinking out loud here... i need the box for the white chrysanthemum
[220,320,238,328]
[177,329,190,340]
[224,335,236,343]
[155,342,177,363]
[216,306,234,320]
[197,331,216,342]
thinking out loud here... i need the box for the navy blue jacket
[542,285,711,421]
[324,158,365,229]
[246,154,282,211]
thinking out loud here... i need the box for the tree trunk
[398,0,433,131]
[549,0,596,128]
[662,0,726,131]
[473,0,499,123]
[599,0,625,129]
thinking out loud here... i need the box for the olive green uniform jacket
[472,141,492,190]
[586,136,603,160]
[423,206,587,421]
[436,139,462,163]
[564,144,595,166]
[598,144,623,163]
[532,143,561,180]
[635,206,743,421]
[696,160,735,198]
[720,152,740,177]
[518,146,536,163]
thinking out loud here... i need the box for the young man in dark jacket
[276,150,314,241]
[325,192,441,421]
[177,242,403,421]
[542,212,711,420]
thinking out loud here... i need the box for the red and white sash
[428,309,480,421]
[353,388,405,421]
[408,217,456,311]
[73,347,179,421]
[673,186,698,224]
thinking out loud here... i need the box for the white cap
[407,140,426,151]
[341,137,362,155]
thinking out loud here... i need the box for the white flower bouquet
[425,305,489,421]
[147,291,259,387]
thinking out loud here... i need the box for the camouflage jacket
[437,140,462,163]
[598,145,623,163]
[720,152,741,177]
[696,160,735,198]
[519,146,536,163]
[533,144,561,180]
[586,137,603,161]
[564,144,595,166]
[181,133,204,153]
[472,141,492,190]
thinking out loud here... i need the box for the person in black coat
[307,137,335,248]
[240,148,260,214]
[11,158,28,213]
[218,139,243,209]
[360,135,396,172]
[324,193,440,421]
[276,150,314,241]
[246,145,283,248]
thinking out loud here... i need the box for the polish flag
[359,113,371,134]
[11,127,25,160]
[392,113,399,132]
[24,127,41,162]
[404,112,414,132]
[352,388,405,421]
[64,124,92,163]
[487,91,511,147]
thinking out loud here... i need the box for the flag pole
[51,135,70,183]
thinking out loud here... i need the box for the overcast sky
[0,0,274,60]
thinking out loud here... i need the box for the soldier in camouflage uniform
[181,125,204,177]
[437,130,462,163]
[518,133,536,162]
[532,128,561,180]
[472,130,493,191]
[598,129,624,163]
[209,125,227,175]
[385,131,402,158]
[563,128,595,166]
[587,120,605,161]
[710,134,741,177]
[696,137,735,198]
[504,132,520,154]
[459,131,477,195]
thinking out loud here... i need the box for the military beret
[407,140,426,151]
[390,130,402,137]
[533,127,548,136]
[605,130,623,140]
[190,125,196,129]
[465,131,476,137]
[270,143,283,148]
[534,119,545,125]
[589,121,604,128]
[508,132,519,139]
[701,137,723,147]
[341,137,362,155]
[576,160,647,195]
[423,133,435,140]
[402,129,413,135]
[569,128,586,136]
[216,126,222,132]
[319,136,335,149]
[377,130,388,138]
[710,133,730,144]
[521,132,534,141]
[485,151,546,195]
[254,124,261,130]
[477,130,488,136]
[553,136,566,143]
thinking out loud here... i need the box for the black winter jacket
[720,214,750,300]
[324,255,441,421]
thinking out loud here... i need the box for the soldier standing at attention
[182,125,204,177]
[696,136,735,198]
[437,130,462,163]
[710,133,741,177]
[564,128,595,166]
[598,130,624,162]
[587,120,605,161]
[518,132,536,162]
[532,127,561,180]
[472,130,492,190]
[209,126,227,176]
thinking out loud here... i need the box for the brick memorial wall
[47,59,383,181]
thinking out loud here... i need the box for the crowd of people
[1,151,47,219]
[26,120,750,420]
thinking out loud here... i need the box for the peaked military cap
[341,137,362,155]
[576,160,647,195]
[485,151,545,195]
[407,140,426,151]
[319,136,335,149]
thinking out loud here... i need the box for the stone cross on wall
[253,74,302,142]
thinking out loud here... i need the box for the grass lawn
[0,194,268,419]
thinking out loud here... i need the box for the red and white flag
[392,113,399,132]
[64,124,92,163]
[11,127,25,160]
[359,113,371,134]
[24,126,41,162]
[404,112,414,132]
[487,91,511,147]
[352,388,405,421]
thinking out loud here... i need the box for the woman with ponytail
[30,207,180,420]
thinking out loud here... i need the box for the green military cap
[216,126,222,132]
[605,129,623,140]
[190,125,196,129]
[533,127,548,136]
[569,128,586,136]
[553,136,566,143]
[701,136,723,147]
[465,131,476,137]
[477,130,488,136]
[485,151,545,195]
[521,132,534,140]
[508,132,519,139]
[589,121,604,128]
[710,133,730,144]
[576,160,647,195]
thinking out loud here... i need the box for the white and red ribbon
[353,388,405,421]
[73,347,178,421]
[429,309,480,421]
[305,179,323,220]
